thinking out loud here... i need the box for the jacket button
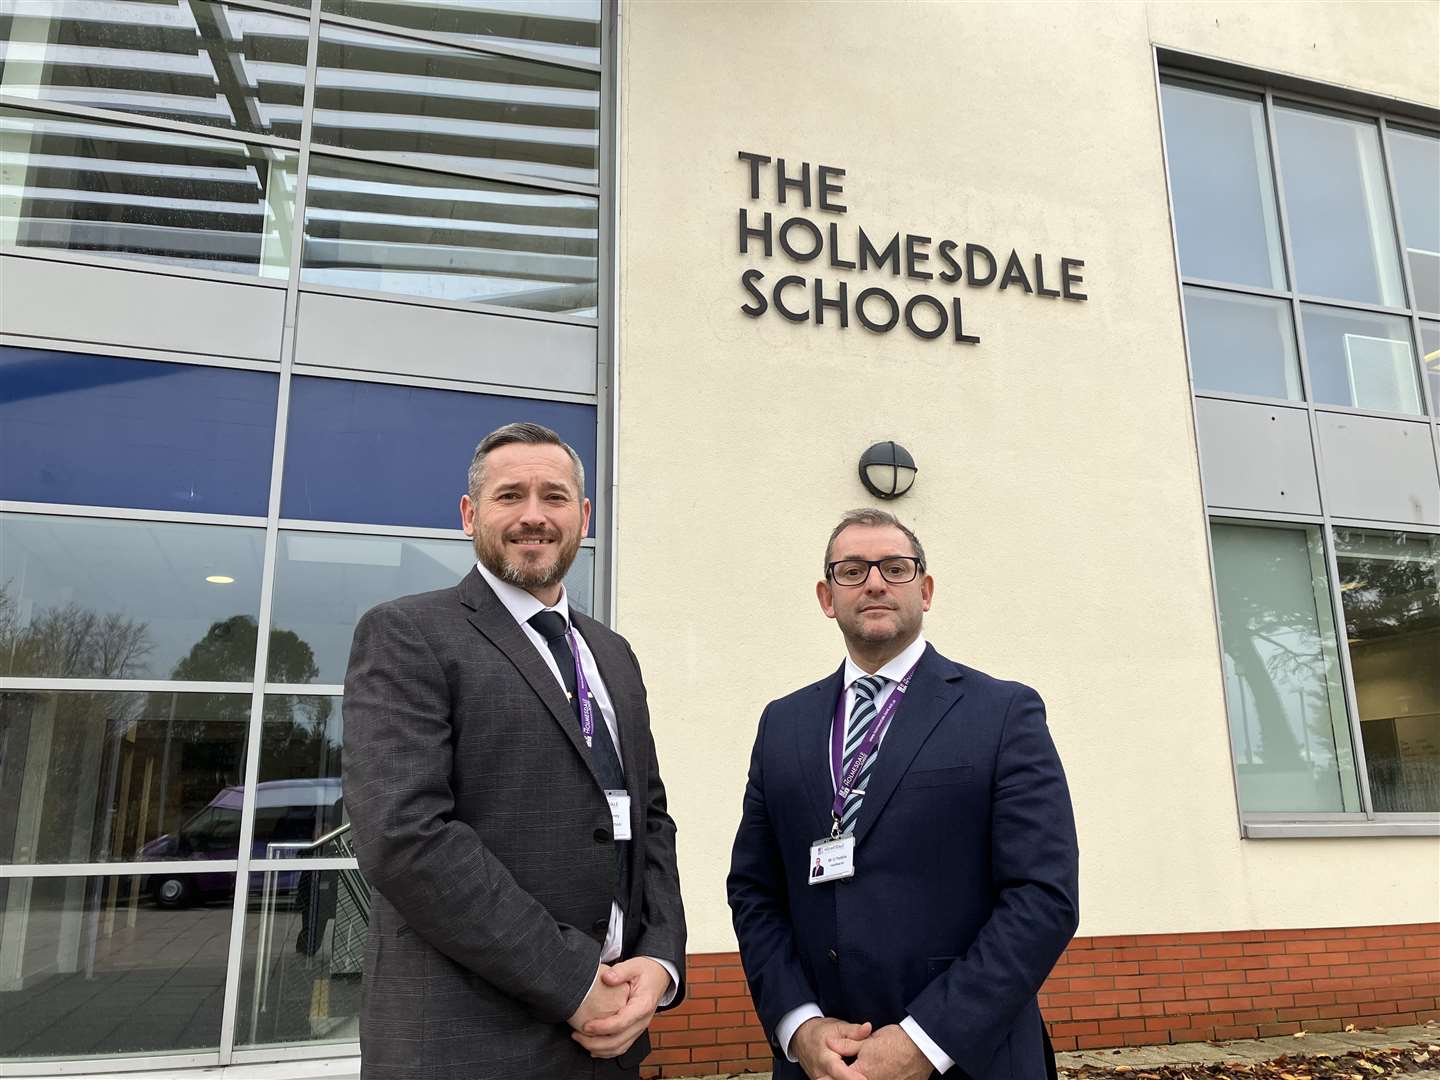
[592,918,609,936]
[594,827,611,844]
[827,948,838,964]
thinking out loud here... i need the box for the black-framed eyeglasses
[825,556,924,587]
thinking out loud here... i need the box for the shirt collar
[475,559,571,629]
[843,633,927,690]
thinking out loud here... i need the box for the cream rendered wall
[613,0,1440,953]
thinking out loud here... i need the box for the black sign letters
[735,151,1088,346]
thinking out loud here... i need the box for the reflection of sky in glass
[1386,128,1440,314]
[1160,82,1285,290]
[0,515,265,680]
[1275,106,1405,308]
[1300,305,1420,414]
[267,533,593,683]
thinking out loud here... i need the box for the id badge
[605,790,632,841]
[807,835,855,885]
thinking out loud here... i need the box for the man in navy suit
[727,509,1079,1080]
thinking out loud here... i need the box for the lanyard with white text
[828,662,918,837]
[566,628,596,747]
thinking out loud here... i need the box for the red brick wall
[1041,923,1440,1051]
[642,924,1439,1077]
[643,952,768,1078]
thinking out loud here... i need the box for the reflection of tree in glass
[167,615,340,787]
[0,582,154,678]
[1219,552,1319,772]
[1338,554,1440,640]
[1337,546,1440,812]
[170,614,318,684]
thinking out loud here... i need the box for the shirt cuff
[900,1015,954,1074]
[643,956,681,1008]
[776,1002,824,1062]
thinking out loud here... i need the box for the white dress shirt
[474,561,678,1005]
[776,633,954,1074]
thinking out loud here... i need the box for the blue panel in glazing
[0,347,277,515]
[281,377,597,530]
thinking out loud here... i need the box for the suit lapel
[456,568,602,789]
[853,644,965,848]
[796,665,846,840]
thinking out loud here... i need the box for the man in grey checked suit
[343,422,686,1080]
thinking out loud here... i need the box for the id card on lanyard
[808,661,918,885]
[567,627,631,840]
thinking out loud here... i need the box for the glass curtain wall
[0,0,608,1069]
[1161,74,1440,825]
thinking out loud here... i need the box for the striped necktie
[838,674,886,835]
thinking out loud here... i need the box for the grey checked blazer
[342,568,686,1080]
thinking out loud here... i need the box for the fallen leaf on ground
[1060,1045,1439,1079]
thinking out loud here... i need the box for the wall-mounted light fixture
[858,441,917,500]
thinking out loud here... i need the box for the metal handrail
[251,822,368,1041]
[264,821,353,858]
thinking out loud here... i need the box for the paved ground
[1055,1022,1439,1074]
[669,1022,1440,1080]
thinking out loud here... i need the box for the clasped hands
[793,1016,934,1080]
[566,957,672,1059]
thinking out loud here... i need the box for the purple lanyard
[829,662,918,825]
[566,628,596,747]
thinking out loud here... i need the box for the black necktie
[527,610,629,912]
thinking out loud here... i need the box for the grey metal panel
[1315,411,1440,525]
[1195,397,1321,514]
[0,256,284,361]
[293,291,596,395]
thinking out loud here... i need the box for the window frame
[1159,54,1440,838]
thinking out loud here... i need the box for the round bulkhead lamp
[858,441,917,500]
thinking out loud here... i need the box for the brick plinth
[642,924,1439,1077]
[1040,922,1440,1051]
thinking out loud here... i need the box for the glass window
[0,347,279,514]
[1335,530,1440,813]
[0,107,297,277]
[235,865,366,1048]
[1298,304,1422,414]
[300,153,598,312]
[1422,320,1439,416]
[0,873,233,1059]
[257,695,347,850]
[314,21,600,185]
[268,533,593,684]
[0,690,250,865]
[280,376,597,528]
[1386,127,1440,315]
[1211,523,1361,813]
[0,3,308,137]
[1,514,265,681]
[321,0,601,65]
[1159,82,1286,289]
[268,532,475,683]
[1183,286,1301,399]
[1274,105,1406,308]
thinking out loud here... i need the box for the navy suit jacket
[727,644,1079,1080]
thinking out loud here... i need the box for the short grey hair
[823,508,927,570]
[468,422,585,500]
